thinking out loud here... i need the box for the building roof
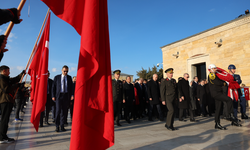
[160,13,250,49]
[111,70,133,76]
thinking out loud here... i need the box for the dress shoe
[159,118,164,121]
[215,123,226,130]
[45,122,50,125]
[126,119,131,124]
[165,124,174,131]
[230,113,237,122]
[61,127,66,132]
[116,123,122,126]
[242,114,249,119]
[40,124,44,127]
[179,119,186,122]
[231,121,242,127]
[190,118,197,122]
[55,127,59,132]
[52,120,55,123]
[64,123,68,126]
[209,114,212,117]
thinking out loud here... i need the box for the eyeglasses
[64,71,68,73]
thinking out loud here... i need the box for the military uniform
[112,70,123,126]
[160,68,177,130]
[208,72,233,123]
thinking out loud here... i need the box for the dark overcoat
[178,79,191,109]
[147,80,161,105]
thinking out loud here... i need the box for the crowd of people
[112,64,249,131]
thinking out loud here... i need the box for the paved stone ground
[1,101,250,150]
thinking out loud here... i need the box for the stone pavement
[1,101,250,150]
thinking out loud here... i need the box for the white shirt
[61,74,68,93]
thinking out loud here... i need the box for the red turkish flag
[215,67,240,101]
[28,13,50,131]
[41,0,114,150]
[245,88,250,100]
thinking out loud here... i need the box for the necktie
[63,76,66,93]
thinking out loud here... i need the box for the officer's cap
[165,68,174,73]
[113,70,121,74]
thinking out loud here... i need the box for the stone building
[111,71,134,81]
[161,14,250,86]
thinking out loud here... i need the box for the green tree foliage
[136,65,163,81]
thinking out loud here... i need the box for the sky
[0,0,249,80]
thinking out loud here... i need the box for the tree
[136,65,163,81]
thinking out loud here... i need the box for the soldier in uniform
[208,64,241,130]
[160,68,178,131]
[228,64,248,119]
[112,70,123,126]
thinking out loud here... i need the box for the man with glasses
[178,73,196,122]
[52,65,74,132]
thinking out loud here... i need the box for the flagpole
[13,8,50,99]
[4,0,27,38]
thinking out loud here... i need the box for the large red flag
[245,87,250,100]
[215,67,240,101]
[28,13,50,131]
[41,0,114,149]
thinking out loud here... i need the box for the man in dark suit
[112,70,123,126]
[197,79,208,117]
[192,76,200,116]
[135,78,146,118]
[208,64,240,130]
[178,73,196,122]
[147,74,163,121]
[160,68,178,131]
[123,76,135,123]
[40,71,53,127]
[52,65,74,132]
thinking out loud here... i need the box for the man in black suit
[52,65,74,132]
[160,68,178,131]
[197,79,208,117]
[40,71,53,127]
[192,76,200,116]
[178,73,196,122]
[123,76,135,123]
[135,78,146,118]
[147,74,163,121]
[112,70,123,126]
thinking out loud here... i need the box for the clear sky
[0,0,249,80]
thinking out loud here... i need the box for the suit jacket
[135,82,146,102]
[123,82,135,105]
[47,78,53,105]
[197,85,207,103]
[147,80,161,105]
[112,79,123,102]
[192,81,198,97]
[52,74,73,102]
[178,79,191,109]
[160,78,177,102]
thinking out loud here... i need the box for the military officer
[208,64,241,130]
[160,68,178,131]
[228,64,248,119]
[112,70,123,126]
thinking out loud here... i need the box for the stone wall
[161,14,250,86]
